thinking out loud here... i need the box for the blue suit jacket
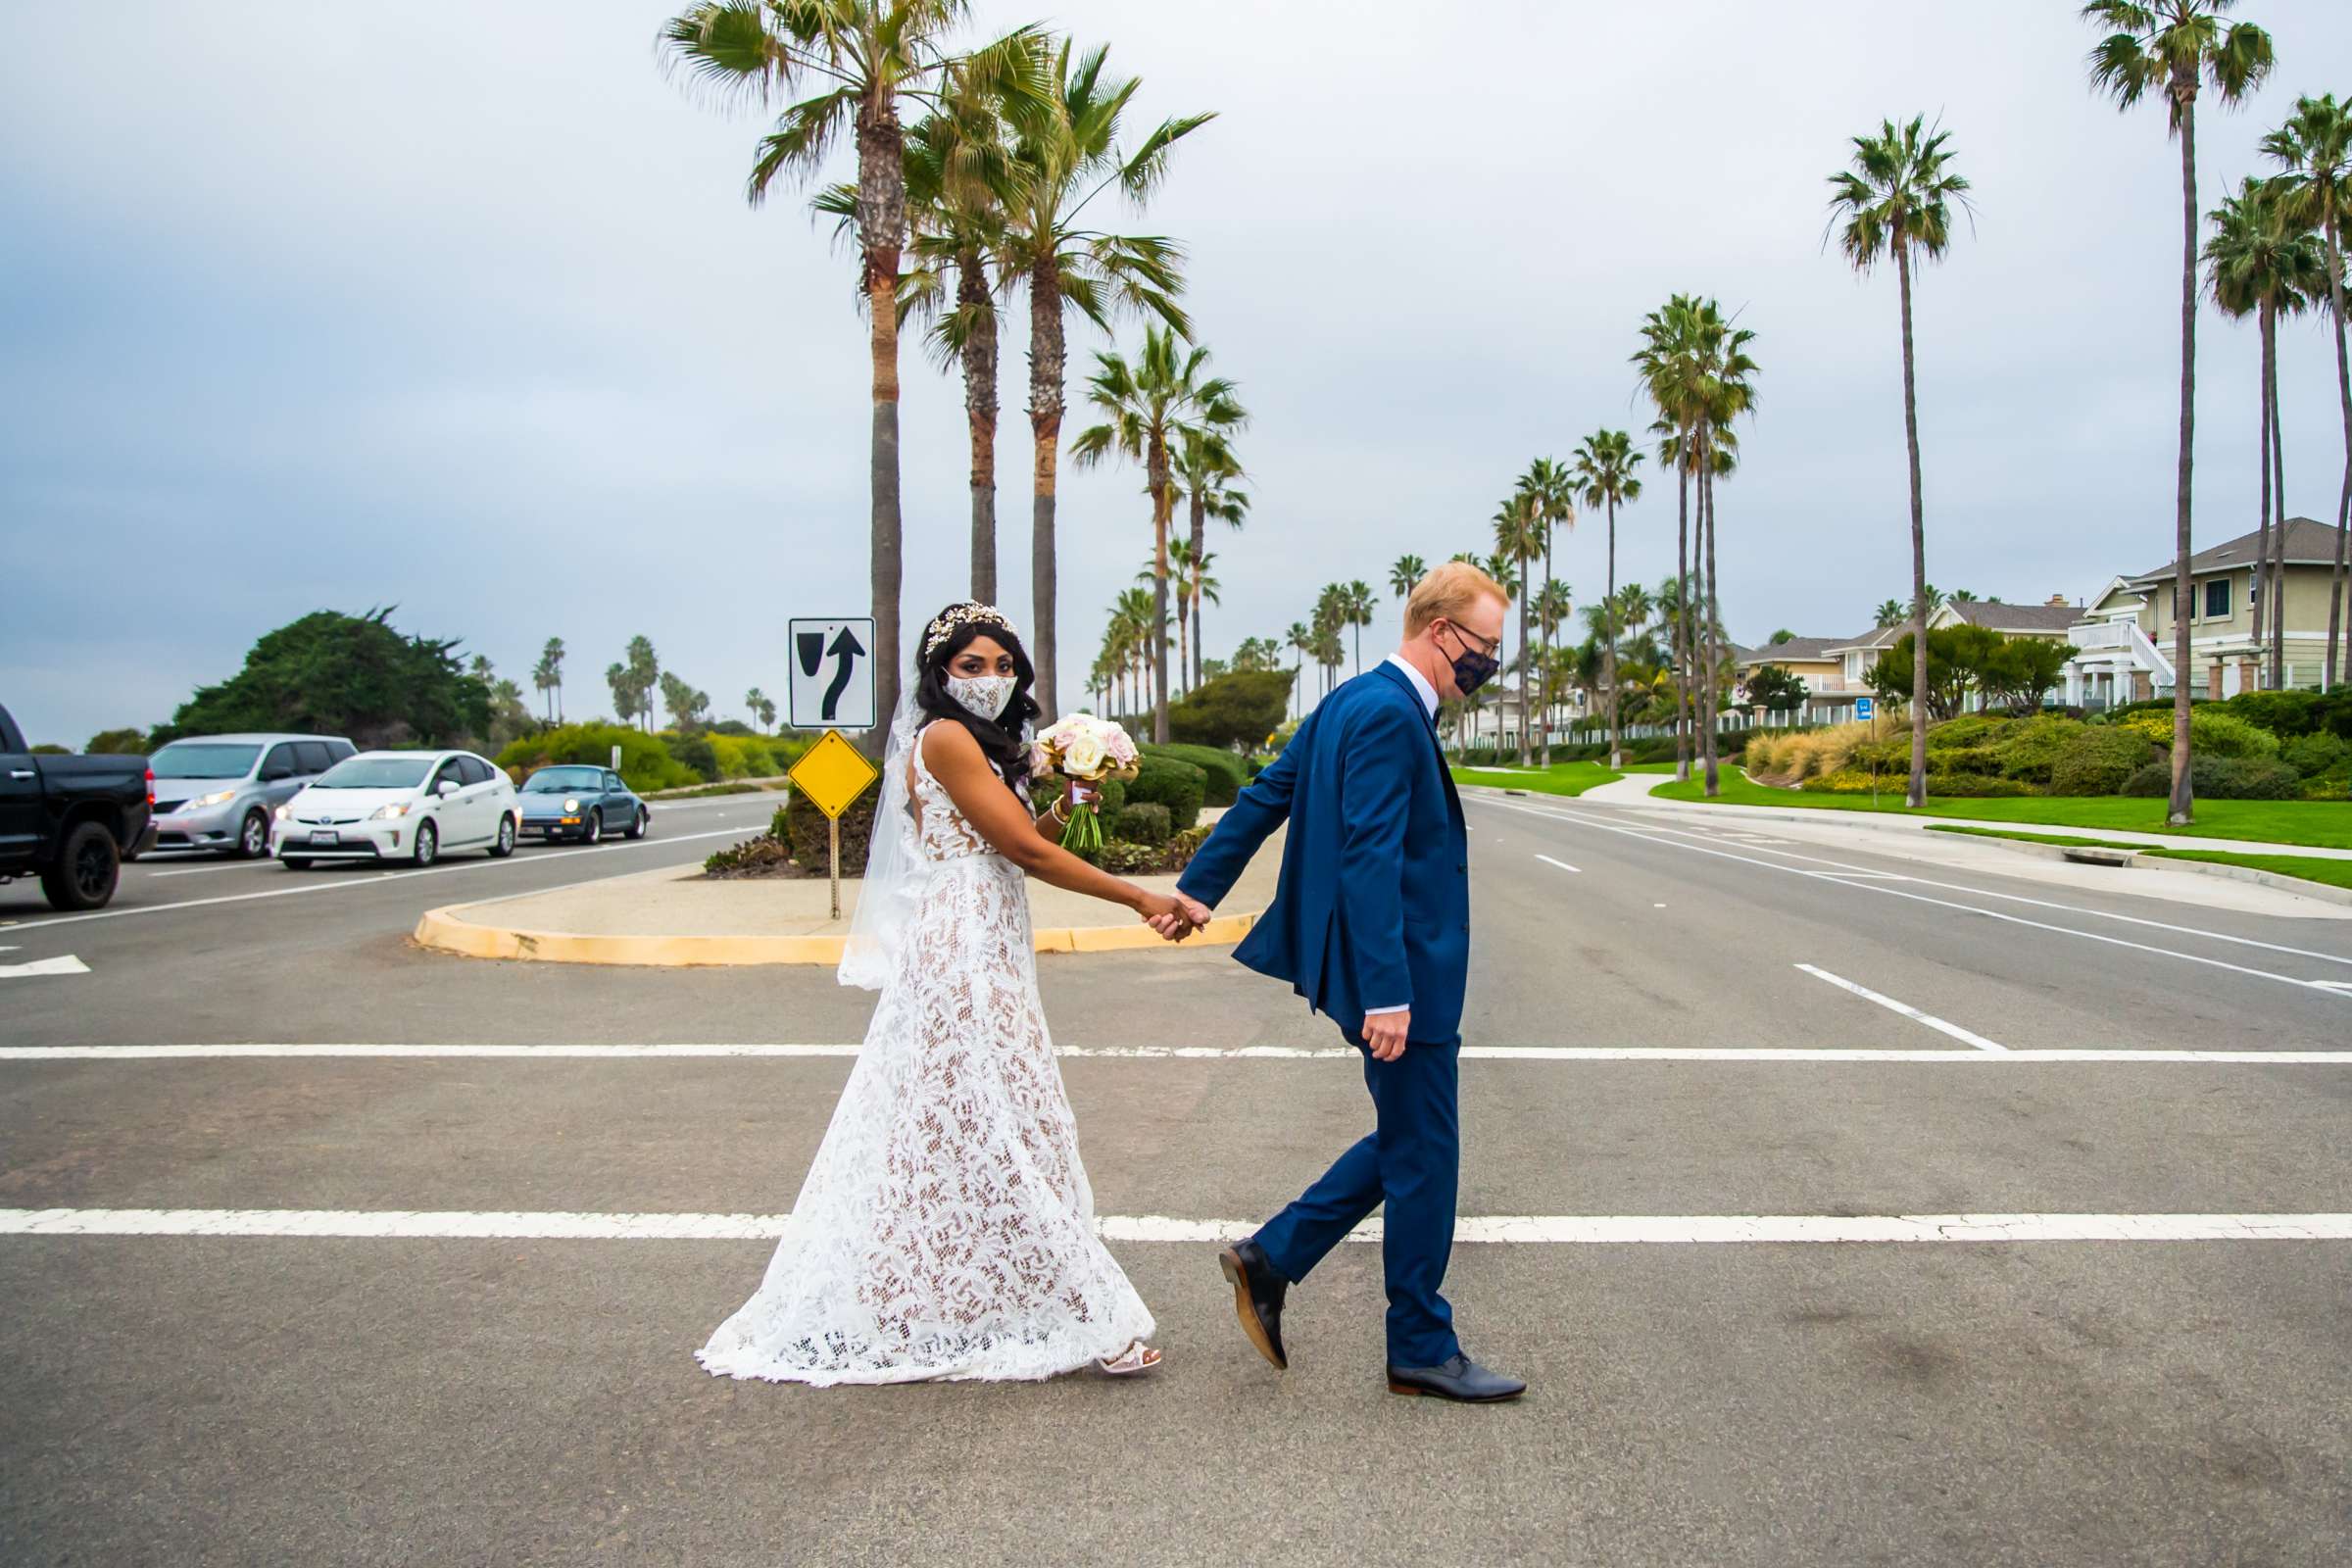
[1178,661,1470,1042]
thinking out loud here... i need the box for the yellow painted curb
[413,904,1260,968]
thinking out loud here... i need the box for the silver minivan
[148,733,358,858]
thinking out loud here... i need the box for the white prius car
[274,749,518,868]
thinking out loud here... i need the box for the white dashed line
[1794,963,2008,1052]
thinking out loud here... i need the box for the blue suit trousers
[1252,1030,1462,1368]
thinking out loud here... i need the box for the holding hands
[1141,891,1212,943]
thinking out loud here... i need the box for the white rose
[1062,734,1108,777]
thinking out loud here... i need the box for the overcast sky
[5,1,2350,747]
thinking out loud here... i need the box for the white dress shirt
[1365,655,1439,1019]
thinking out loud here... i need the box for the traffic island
[413,830,1281,967]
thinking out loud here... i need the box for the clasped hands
[1143,891,1212,943]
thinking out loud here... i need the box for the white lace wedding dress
[697,728,1154,1385]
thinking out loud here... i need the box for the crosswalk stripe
[5,1208,2348,1244]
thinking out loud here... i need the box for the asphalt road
[3,783,2349,1566]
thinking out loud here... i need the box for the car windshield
[524,767,603,793]
[149,743,262,779]
[314,758,434,790]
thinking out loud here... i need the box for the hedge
[1141,742,1248,806]
[2047,726,2155,797]
[494,723,702,793]
[1111,802,1172,846]
[1126,754,1205,831]
[2121,754,2303,801]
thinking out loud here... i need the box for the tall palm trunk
[2166,91,2198,825]
[2270,303,2290,687]
[1149,459,1173,744]
[1027,257,1065,722]
[2252,297,2274,675]
[958,247,999,602]
[2323,202,2352,687]
[1700,429,1722,797]
[1538,533,1555,768]
[1188,488,1206,690]
[1515,559,1531,758]
[1674,458,1691,782]
[1605,501,1622,769]
[1896,242,1930,808]
[858,98,907,760]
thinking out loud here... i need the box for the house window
[2204,578,2230,619]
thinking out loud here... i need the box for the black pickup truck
[0,703,156,910]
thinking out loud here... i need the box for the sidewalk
[416,823,1285,966]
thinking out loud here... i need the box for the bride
[698,602,1193,1385]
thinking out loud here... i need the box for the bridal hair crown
[922,603,1019,660]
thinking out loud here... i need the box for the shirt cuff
[1363,1004,1408,1016]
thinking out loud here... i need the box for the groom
[1160,561,1524,1402]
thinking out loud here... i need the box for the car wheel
[625,807,648,840]
[412,819,439,867]
[281,858,313,870]
[489,814,516,858]
[234,809,270,860]
[585,809,603,846]
[40,821,120,911]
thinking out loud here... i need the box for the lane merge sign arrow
[789,617,877,730]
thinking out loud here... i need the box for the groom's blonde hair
[1404,561,1509,637]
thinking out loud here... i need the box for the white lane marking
[4,823,761,931]
[1513,798,2352,970]
[0,955,89,980]
[4,1208,2347,1244]
[148,862,266,878]
[1535,854,1582,874]
[1476,798,2352,996]
[10,1043,2352,1063]
[1793,964,2007,1052]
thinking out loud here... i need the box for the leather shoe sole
[1386,1376,1526,1403]
[1218,1246,1287,1371]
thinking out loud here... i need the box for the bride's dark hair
[913,603,1040,795]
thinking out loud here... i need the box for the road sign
[787,730,879,922]
[788,730,878,820]
[788,617,876,730]
[1855,697,1874,720]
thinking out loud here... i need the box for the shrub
[2048,726,2156,796]
[1110,802,1172,846]
[1925,771,2038,798]
[708,733,784,780]
[2222,688,2323,739]
[664,731,721,783]
[495,722,701,794]
[1142,742,1249,806]
[1799,768,1885,794]
[783,787,878,872]
[1748,718,1875,784]
[2123,754,2302,801]
[1167,670,1293,752]
[2118,708,2279,760]
[1993,715,2090,783]
[1126,754,1205,831]
[2281,731,2349,779]
[1928,713,2015,751]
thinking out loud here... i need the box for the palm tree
[2083,0,2274,825]
[1340,579,1377,675]
[1874,598,1906,628]
[2262,94,2352,686]
[1171,422,1250,688]
[1636,300,1703,780]
[1146,540,1220,696]
[1285,619,1314,718]
[1519,457,1576,766]
[1949,588,1979,604]
[2206,173,2326,686]
[1001,39,1211,720]
[1572,429,1643,767]
[1491,491,1544,755]
[1827,113,1972,808]
[661,0,1042,755]
[1104,585,1154,720]
[1389,555,1426,602]
[1072,325,1243,741]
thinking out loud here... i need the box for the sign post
[786,730,879,921]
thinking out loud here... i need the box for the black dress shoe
[1217,1240,1289,1370]
[1386,1354,1526,1402]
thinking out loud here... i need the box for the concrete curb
[413,903,1262,967]
[1921,831,2352,909]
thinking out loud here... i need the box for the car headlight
[273,805,293,821]
[368,803,410,821]
[186,789,237,809]
[564,798,580,812]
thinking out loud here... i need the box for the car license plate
[309,830,339,847]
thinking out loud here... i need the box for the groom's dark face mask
[1436,621,1501,698]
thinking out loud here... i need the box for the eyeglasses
[1440,621,1500,658]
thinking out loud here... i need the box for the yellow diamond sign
[789,729,879,820]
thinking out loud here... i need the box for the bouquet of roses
[1031,715,1140,851]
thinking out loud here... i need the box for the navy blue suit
[1179,660,1470,1366]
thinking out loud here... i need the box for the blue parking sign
[1856,697,1875,719]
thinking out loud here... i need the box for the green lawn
[2142,849,2352,893]
[1648,766,2352,850]
[1450,760,1623,799]
[1924,825,2147,851]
